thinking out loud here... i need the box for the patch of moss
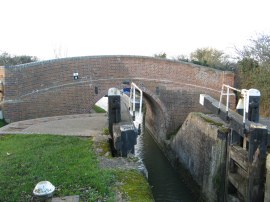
[199,113,230,135]
[95,140,112,157]
[114,169,154,202]
[200,114,230,135]
[127,156,140,163]
[89,135,112,157]
[103,128,110,135]
[219,127,230,134]
[200,115,223,127]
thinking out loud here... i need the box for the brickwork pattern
[0,66,4,101]
[2,56,234,138]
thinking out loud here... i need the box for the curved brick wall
[2,55,234,137]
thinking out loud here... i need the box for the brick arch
[139,85,170,128]
[2,55,234,139]
[142,88,169,143]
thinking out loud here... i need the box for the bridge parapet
[1,55,234,145]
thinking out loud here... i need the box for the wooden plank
[230,145,249,171]
[228,173,248,200]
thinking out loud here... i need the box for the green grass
[92,105,106,113]
[0,135,115,202]
[0,135,154,202]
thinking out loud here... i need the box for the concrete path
[0,113,108,136]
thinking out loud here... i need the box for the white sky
[1,0,270,60]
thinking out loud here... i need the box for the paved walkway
[0,113,108,136]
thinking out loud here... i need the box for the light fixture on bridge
[73,72,79,80]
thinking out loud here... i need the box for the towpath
[0,113,108,136]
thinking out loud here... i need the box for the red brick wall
[0,66,5,102]
[2,56,234,137]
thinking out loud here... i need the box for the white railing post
[133,85,136,119]
[226,86,230,117]
[130,82,143,124]
[219,84,224,110]
[242,89,247,130]
[129,86,132,110]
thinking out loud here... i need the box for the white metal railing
[219,84,239,111]
[219,84,247,124]
[129,82,143,125]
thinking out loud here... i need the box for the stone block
[52,195,79,202]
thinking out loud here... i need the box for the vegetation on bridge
[0,52,38,66]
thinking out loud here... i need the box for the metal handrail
[219,84,248,126]
[219,84,238,116]
[129,82,143,121]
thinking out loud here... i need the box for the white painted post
[242,89,247,125]
[133,85,136,119]
[218,84,224,109]
[129,86,132,110]
[226,87,230,113]
[130,82,143,125]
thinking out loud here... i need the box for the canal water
[96,96,199,201]
[136,129,197,202]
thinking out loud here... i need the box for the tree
[154,52,167,59]
[0,52,38,66]
[190,47,231,70]
[235,33,270,116]
[236,33,270,69]
[237,58,259,72]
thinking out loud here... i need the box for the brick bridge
[0,55,234,141]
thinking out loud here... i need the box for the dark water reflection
[137,129,197,202]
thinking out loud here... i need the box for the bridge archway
[139,86,169,142]
[2,55,234,141]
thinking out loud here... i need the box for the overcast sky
[1,0,270,60]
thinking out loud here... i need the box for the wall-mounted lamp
[73,72,79,80]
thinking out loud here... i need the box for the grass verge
[0,134,154,202]
[0,135,114,202]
